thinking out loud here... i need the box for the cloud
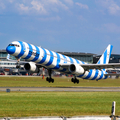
[16,0,69,15]
[96,0,120,15]
[75,2,89,10]
[31,0,47,14]
[103,23,120,33]
[19,4,29,12]
[8,0,14,3]
[64,0,73,6]
[0,1,5,9]
[47,0,69,11]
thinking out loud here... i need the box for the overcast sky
[0,0,120,54]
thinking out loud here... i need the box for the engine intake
[24,62,39,73]
[69,64,84,75]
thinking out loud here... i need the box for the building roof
[0,50,6,52]
[58,52,95,56]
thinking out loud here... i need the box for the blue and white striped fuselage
[6,41,108,80]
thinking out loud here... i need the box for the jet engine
[24,62,39,73]
[69,64,84,75]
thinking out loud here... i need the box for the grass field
[0,76,120,87]
[0,92,120,117]
[0,76,120,117]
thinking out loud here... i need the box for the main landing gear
[71,76,79,84]
[46,70,54,83]
[16,62,21,69]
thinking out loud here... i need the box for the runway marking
[0,87,120,92]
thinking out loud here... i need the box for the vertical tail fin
[97,44,113,65]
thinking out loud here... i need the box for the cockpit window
[9,44,20,47]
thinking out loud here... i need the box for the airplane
[6,41,120,83]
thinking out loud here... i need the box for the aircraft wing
[60,63,120,71]
[81,63,120,70]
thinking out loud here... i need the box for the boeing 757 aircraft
[6,41,120,83]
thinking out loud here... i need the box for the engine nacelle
[69,64,84,75]
[24,62,39,73]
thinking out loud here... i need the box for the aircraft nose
[6,46,16,54]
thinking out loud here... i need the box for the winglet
[97,44,113,65]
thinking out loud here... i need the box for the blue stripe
[45,50,54,66]
[24,43,33,59]
[97,60,100,64]
[78,72,85,77]
[69,57,73,63]
[17,41,24,58]
[109,45,113,59]
[104,71,108,79]
[103,49,107,71]
[75,59,80,64]
[84,70,92,79]
[103,49,107,64]
[82,61,85,64]
[97,71,104,80]
[104,75,108,79]
[62,55,67,63]
[91,70,99,80]
[32,46,40,62]
[53,53,60,69]
[39,48,47,64]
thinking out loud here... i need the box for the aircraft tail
[97,44,113,65]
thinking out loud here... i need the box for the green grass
[0,76,120,117]
[0,92,120,117]
[0,76,120,87]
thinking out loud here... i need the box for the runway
[0,87,120,92]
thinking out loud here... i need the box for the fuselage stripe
[39,48,47,64]
[17,41,24,58]
[91,70,99,80]
[45,50,54,66]
[62,55,67,63]
[53,52,60,69]
[84,70,92,79]
[97,71,103,80]
[32,46,40,62]
[24,43,33,59]
[69,57,73,63]
[75,59,80,64]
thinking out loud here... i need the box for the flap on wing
[59,63,72,67]
[81,63,120,70]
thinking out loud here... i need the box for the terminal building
[93,54,120,63]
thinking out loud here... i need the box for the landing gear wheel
[46,77,54,83]
[16,65,20,69]
[71,77,79,84]
[77,80,79,84]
